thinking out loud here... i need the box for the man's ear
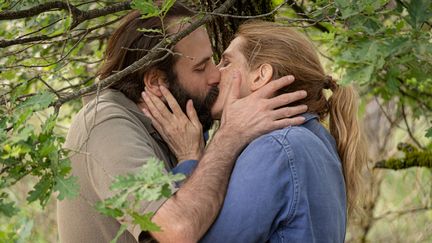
[143,68,168,97]
[250,63,273,91]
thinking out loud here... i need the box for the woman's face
[211,36,254,119]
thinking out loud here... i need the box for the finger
[254,75,295,98]
[186,99,201,128]
[268,90,307,109]
[140,97,165,132]
[145,88,173,120]
[142,91,168,123]
[271,116,306,129]
[160,86,185,118]
[271,105,308,120]
[225,70,242,105]
[150,117,165,138]
[141,106,151,117]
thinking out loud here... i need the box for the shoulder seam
[270,129,300,226]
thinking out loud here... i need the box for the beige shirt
[57,89,178,243]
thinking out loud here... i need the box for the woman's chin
[210,105,223,120]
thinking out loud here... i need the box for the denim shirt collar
[301,112,319,123]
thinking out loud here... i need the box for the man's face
[169,27,220,131]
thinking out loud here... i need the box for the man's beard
[168,80,219,132]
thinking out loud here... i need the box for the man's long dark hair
[98,2,194,103]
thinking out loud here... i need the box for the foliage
[131,0,176,19]
[294,0,432,136]
[277,0,431,168]
[0,91,78,216]
[95,157,184,242]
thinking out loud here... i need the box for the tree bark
[199,0,274,61]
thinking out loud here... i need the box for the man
[57,2,307,242]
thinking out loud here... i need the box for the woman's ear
[143,68,168,97]
[250,63,273,91]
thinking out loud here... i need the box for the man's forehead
[174,28,213,63]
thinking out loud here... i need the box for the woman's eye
[222,60,230,67]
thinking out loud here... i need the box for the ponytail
[328,85,368,215]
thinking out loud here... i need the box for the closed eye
[194,64,206,72]
[221,59,230,67]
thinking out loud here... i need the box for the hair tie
[323,75,338,91]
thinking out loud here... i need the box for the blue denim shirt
[174,113,346,242]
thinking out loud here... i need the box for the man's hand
[219,71,308,145]
[140,86,204,162]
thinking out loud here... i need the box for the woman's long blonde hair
[236,21,367,214]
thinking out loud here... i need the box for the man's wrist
[210,127,246,157]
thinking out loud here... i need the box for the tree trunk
[199,0,274,61]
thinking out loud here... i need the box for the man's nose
[215,60,222,70]
[208,63,221,86]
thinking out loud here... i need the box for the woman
[142,21,367,242]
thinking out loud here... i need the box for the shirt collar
[301,112,319,123]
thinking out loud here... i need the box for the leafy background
[0,0,431,242]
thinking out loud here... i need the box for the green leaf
[110,224,128,243]
[426,127,432,138]
[161,0,176,16]
[54,176,80,200]
[16,92,56,111]
[27,177,53,206]
[405,0,432,29]
[94,201,124,218]
[136,28,163,34]
[42,114,57,134]
[131,211,161,232]
[131,0,160,18]
[0,200,19,217]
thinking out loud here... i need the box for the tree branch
[0,1,81,20]
[286,0,330,32]
[0,1,130,48]
[53,0,237,108]
[401,103,425,149]
[374,143,432,170]
[374,206,432,221]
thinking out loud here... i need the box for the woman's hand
[140,86,205,163]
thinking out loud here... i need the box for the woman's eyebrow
[221,52,233,59]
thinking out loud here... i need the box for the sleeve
[82,110,178,241]
[172,159,198,176]
[200,135,296,243]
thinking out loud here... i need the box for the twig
[37,76,61,98]
[53,0,238,107]
[197,0,291,19]
[0,1,81,20]
[286,0,330,32]
[0,1,130,48]
[401,103,425,149]
[1,30,89,69]
[374,206,432,221]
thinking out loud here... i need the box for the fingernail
[287,75,294,81]
[141,91,146,98]
[301,90,307,96]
